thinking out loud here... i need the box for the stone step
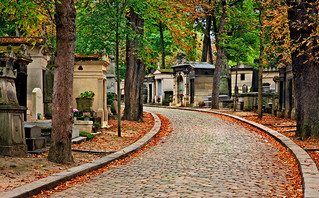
[28,147,49,154]
[72,136,87,144]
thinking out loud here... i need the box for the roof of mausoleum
[230,64,253,71]
[0,37,46,45]
[75,53,105,59]
[75,53,110,67]
[173,61,215,69]
[157,68,173,73]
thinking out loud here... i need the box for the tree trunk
[159,22,165,69]
[286,0,319,139]
[234,48,240,111]
[201,2,212,62]
[211,0,226,109]
[258,6,265,119]
[123,7,145,121]
[48,0,76,164]
[116,2,121,137]
[207,37,213,64]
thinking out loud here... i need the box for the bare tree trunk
[115,2,121,137]
[207,37,213,64]
[211,0,226,109]
[234,48,240,111]
[258,6,265,119]
[159,22,165,69]
[201,0,212,62]
[48,0,76,164]
[123,7,145,121]
[286,0,319,139]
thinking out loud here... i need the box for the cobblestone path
[51,107,290,197]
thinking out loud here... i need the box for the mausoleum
[171,51,215,106]
[73,54,110,128]
[0,37,49,121]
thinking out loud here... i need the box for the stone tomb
[0,37,49,121]
[24,125,46,151]
[0,46,31,156]
[171,50,215,106]
[73,54,109,128]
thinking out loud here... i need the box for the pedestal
[0,105,27,156]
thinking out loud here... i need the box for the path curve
[51,107,291,197]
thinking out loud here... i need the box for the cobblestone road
[51,107,290,197]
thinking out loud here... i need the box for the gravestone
[32,88,43,120]
[242,84,248,93]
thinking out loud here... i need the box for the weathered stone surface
[0,107,27,156]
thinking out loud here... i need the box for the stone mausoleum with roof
[170,51,215,107]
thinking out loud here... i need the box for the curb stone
[1,112,161,198]
[145,105,319,198]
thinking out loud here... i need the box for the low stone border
[1,112,161,198]
[145,105,319,198]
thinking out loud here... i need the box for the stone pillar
[97,77,106,127]
[184,75,190,106]
[155,79,158,102]
[103,78,108,127]
[170,74,178,106]
[0,46,31,156]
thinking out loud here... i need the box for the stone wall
[231,70,253,94]
[194,76,213,104]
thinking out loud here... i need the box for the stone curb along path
[1,112,161,198]
[145,105,319,198]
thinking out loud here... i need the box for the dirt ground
[0,112,154,193]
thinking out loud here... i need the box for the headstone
[72,127,79,138]
[32,88,43,121]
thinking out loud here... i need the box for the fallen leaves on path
[211,112,303,198]
[230,112,319,171]
[31,113,172,198]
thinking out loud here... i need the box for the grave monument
[0,46,32,156]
